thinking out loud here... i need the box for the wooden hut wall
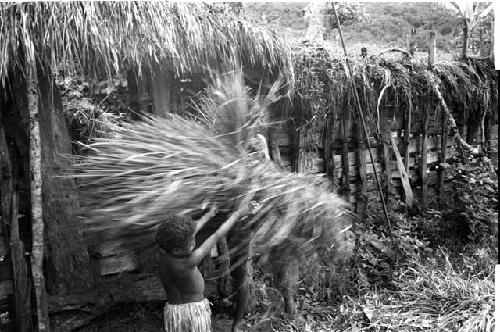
[267,99,466,206]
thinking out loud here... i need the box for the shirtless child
[156,193,255,332]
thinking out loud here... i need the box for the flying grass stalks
[72,70,351,261]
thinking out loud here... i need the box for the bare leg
[231,262,248,332]
[277,257,298,317]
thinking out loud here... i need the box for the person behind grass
[156,194,255,332]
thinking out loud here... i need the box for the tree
[450,1,494,58]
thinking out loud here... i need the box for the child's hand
[207,204,217,217]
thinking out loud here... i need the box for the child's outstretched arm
[195,205,217,234]
[189,191,256,266]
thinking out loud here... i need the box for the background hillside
[242,2,491,56]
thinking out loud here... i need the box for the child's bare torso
[158,251,205,304]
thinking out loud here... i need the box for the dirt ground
[75,302,274,332]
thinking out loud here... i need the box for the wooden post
[438,107,448,198]
[491,21,494,57]
[355,121,367,208]
[28,71,50,332]
[340,109,350,200]
[408,28,416,56]
[323,112,334,181]
[485,112,492,156]
[421,106,429,209]
[380,106,392,199]
[479,28,486,57]
[1,120,32,332]
[462,20,468,59]
[404,97,412,174]
[428,31,436,69]
[150,68,176,117]
[127,67,152,119]
[10,192,33,332]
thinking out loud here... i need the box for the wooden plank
[349,163,382,177]
[391,136,414,208]
[273,132,290,147]
[333,148,379,167]
[100,253,137,276]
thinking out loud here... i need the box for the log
[28,70,50,332]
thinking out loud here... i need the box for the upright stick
[331,2,396,249]
[29,69,50,332]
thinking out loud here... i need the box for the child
[156,193,255,332]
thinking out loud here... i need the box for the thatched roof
[291,42,497,135]
[0,2,293,88]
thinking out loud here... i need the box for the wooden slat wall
[0,110,478,318]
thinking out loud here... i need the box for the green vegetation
[242,2,488,53]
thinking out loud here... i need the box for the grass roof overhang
[0,2,294,91]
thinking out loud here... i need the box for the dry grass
[0,3,293,90]
[72,70,351,262]
[325,251,495,332]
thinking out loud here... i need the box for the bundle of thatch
[73,71,351,259]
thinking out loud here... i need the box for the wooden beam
[150,68,176,117]
[404,97,412,174]
[323,112,334,183]
[355,121,367,206]
[438,108,449,198]
[340,109,350,200]
[421,106,430,209]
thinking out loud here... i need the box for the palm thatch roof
[0,2,293,88]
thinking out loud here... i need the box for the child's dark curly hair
[156,215,196,253]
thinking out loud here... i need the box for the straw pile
[72,71,351,259]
